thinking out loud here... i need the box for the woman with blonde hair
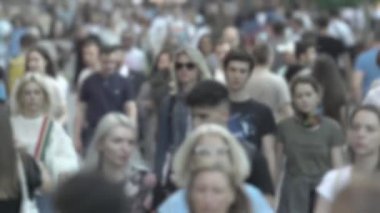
[83,112,155,213]
[10,73,78,213]
[187,162,252,213]
[159,124,273,213]
[154,45,211,193]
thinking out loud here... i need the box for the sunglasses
[175,62,196,70]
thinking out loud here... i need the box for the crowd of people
[2,0,380,213]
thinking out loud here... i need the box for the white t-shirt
[317,166,352,202]
[364,86,380,107]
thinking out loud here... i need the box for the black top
[229,100,276,150]
[229,100,276,195]
[0,154,41,213]
[317,35,346,60]
[80,72,133,128]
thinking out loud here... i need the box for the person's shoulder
[321,117,341,130]
[158,189,187,212]
[278,117,296,126]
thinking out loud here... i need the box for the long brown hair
[312,54,347,123]
[187,162,252,213]
[0,109,18,198]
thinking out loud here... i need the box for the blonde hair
[84,113,148,173]
[12,73,51,115]
[171,45,212,95]
[172,124,250,187]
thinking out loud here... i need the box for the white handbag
[17,155,39,213]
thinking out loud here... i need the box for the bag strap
[34,117,53,161]
[17,154,30,204]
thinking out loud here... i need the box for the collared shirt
[80,72,133,128]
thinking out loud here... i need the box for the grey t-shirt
[277,117,344,177]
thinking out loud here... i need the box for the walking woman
[159,124,273,213]
[276,76,345,213]
[83,113,155,213]
[0,108,50,213]
[10,73,79,213]
[315,105,380,213]
[24,46,68,124]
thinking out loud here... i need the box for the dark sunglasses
[175,62,196,70]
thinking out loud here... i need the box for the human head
[290,76,321,114]
[186,80,230,128]
[348,105,380,161]
[223,50,254,92]
[316,14,330,31]
[100,46,119,74]
[174,46,211,92]
[188,162,251,213]
[121,30,135,50]
[198,34,214,56]
[81,35,102,69]
[0,109,18,197]
[215,40,231,62]
[153,49,173,74]
[54,172,129,213]
[172,124,250,187]
[251,43,272,66]
[84,113,136,171]
[26,47,57,78]
[20,33,37,51]
[222,26,240,49]
[295,40,316,66]
[13,73,51,116]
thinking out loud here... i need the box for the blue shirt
[355,47,380,96]
[158,184,274,213]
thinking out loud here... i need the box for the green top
[277,117,344,177]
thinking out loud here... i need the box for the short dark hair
[186,80,229,108]
[295,40,315,59]
[82,35,102,50]
[101,45,118,55]
[316,15,330,30]
[223,50,255,71]
[54,172,129,213]
[20,34,37,49]
[252,44,271,65]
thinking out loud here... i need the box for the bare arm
[262,134,277,185]
[74,101,86,153]
[278,103,294,122]
[352,71,364,103]
[314,195,332,213]
[36,161,53,193]
[275,141,285,187]
[331,146,346,168]
[124,101,138,127]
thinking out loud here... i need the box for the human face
[191,106,229,129]
[190,170,234,213]
[99,126,135,168]
[27,51,46,73]
[21,81,45,114]
[199,36,213,55]
[225,60,251,92]
[175,53,199,86]
[101,52,119,74]
[293,83,320,114]
[349,110,380,156]
[192,135,231,168]
[82,43,100,67]
[157,53,171,71]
